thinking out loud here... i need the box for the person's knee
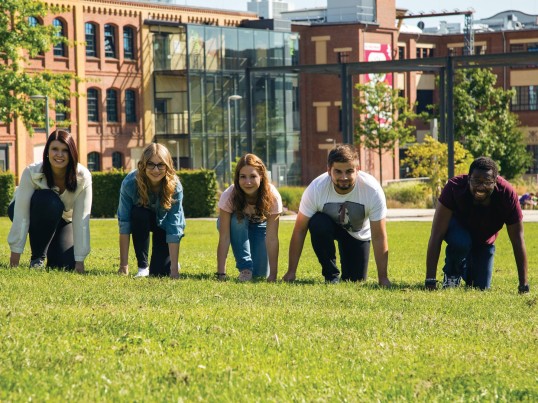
[308,213,333,234]
[31,190,64,218]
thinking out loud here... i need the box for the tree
[354,79,423,183]
[403,135,473,203]
[0,0,77,133]
[453,68,531,179]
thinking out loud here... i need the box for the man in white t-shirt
[282,145,391,286]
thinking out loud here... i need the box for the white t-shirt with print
[299,171,386,241]
[218,183,283,223]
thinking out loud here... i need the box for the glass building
[149,22,300,185]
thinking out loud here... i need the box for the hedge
[0,172,15,216]
[91,169,218,218]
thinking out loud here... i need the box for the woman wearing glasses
[8,130,92,272]
[117,143,185,278]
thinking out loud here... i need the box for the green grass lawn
[0,217,536,401]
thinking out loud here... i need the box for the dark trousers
[9,189,75,269]
[131,205,170,277]
[308,212,370,282]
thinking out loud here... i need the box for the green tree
[354,79,422,183]
[0,0,77,133]
[453,68,531,179]
[403,135,473,203]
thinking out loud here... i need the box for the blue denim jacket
[117,170,185,243]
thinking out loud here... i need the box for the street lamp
[30,95,50,139]
[168,140,180,171]
[227,95,242,181]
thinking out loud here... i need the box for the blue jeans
[443,218,495,290]
[219,214,269,277]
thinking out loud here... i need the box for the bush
[383,181,432,208]
[178,169,218,218]
[91,170,127,218]
[278,186,305,213]
[0,171,15,216]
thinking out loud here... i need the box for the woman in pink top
[216,154,282,282]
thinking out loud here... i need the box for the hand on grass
[118,265,129,275]
[169,268,180,280]
[282,270,296,282]
[378,277,391,288]
[10,252,21,268]
[267,273,277,282]
[75,261,86,274]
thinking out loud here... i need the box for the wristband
[425,278,437,286]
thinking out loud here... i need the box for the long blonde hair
[232,153,273,221]
[136,143,178,210]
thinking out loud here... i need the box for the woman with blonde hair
[216,153,282,282]
[117,143,185,278]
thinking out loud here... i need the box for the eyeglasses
[469,179,496,187]
[146,162,167,171]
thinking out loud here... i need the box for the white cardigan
[8,162,92,261]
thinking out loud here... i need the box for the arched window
[106,89,118,122]
[28,16,39,27]
[123,26,135,60]
[104,24,117,58]
[112,151,123,169]
[87,88,99,122]
[125,89,136,123]
[85,23,97,57]
[87,152,101,172]
[53,19,66,57]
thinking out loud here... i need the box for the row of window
[28,17,135,60]
[87,88,137,123]
[87,151,123,172]
[512,86,538,111]
[86,23,135,59]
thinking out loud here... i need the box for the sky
[182,0,538,26]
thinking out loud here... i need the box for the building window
[398,46,405,60]
[28,16,39,27]
[0,143,8,171]
[112,151,123,169]
[87,88,99,122]
[104,24,117,58]
[416,47,433,58]
[512,86,538,111]
[53,19,66,57]
[123,26,134,60]
[125,90,136,123]
[416,90,433,114]
[87,152,101,172]
[85,23,97,57]
[55,99,69,125]
[106,89,118,122]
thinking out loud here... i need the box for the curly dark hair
[231,153,273,222]
[469,157,499,177]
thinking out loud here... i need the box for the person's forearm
[512,243,529,286]
[168,242,180,271]
[372,237,389,282]
[426,238,442,279]
[119,233,130,267]
[266,238,279,276]
[217,240,230,273]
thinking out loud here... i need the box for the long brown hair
[136,143,178,210]
[232,153,273,221]
[42,130,79,192]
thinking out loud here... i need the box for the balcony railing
[155,112,189,135]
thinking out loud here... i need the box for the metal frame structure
[247,51,538,178]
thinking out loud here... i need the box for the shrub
[0,171,15,216]
[278,186,305,213]
[91,170,127,218]
[383,181,432,208]
[178,169,218,218]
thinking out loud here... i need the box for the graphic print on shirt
[322,201,365,232]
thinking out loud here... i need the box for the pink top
[218,184,283,223]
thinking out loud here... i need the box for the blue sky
[185,0,538,23]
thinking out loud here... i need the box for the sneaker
[134,267,150,278]
[238,269,253,282]
[325,276,341,284]
[29,258,45,269]
[443,274,461,288]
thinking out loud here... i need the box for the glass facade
[152,23,300,185]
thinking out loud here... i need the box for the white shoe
[134,267,149,278]
[238,269,253,282]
